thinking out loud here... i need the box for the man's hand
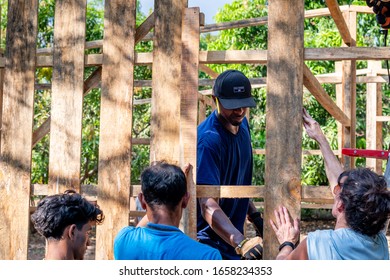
[302,108,326,143]
[270,206,300,246]
[235,236,263,260]
[248,211,264,238]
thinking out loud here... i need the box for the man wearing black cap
[196,69,264,260]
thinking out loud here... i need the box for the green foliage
[202,0,390,187]
[7,0,390,188]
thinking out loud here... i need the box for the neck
[334,212,349,230]
[216,112,239,134]
[45,240,74,260]
[146,205,182,228]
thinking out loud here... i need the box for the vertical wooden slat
[150,0,184,164]
[0,67,3,152]
[48,0,87,194]
[96,0,136,260]
[198,95,207,124]
[265,0,304,259]
[335,61,343,160]
[340,10,357,170]
[366,60,382,172]
[0,0,38,260]
[376,84,383,173]
[180,7,200,239]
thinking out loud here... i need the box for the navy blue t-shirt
[196,111,253,260]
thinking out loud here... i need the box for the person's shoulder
[308,228,333,240]
[114,226,137,240]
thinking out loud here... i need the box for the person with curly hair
[31,190,104,260]
[270,108,390,260]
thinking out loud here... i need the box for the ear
[67,224,77,241]
[181,192,190,209]
[335,198,344,213]
[138,193,147,210]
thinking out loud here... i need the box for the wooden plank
[264,0,304,260]
[325,0,352,45]
[340,11,357,170]
[48,0,87,194]
[253,149,341,156]
[180,7,200,238]
[0,0,38,260]
[201,16,268,33]
[150,0,184,164]
[95,0,136,260]
[335,61,343,163]
[376,116,390,122]
[304,46,390,61]
[366,61,382,171]
[197,185,264,198]
[199,64,218,78]
[2,46,390,68]
[0,67,3,152]
[32,183,333,202]
[376,86,383,173]
[303,64,350,126]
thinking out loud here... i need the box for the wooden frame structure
[0,1,388,259]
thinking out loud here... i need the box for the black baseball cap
[213,69,256,109]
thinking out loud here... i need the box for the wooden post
[48,0,87,193]
[335,61,343,162]
[180,7,200,238]
[96,0,136,260]
[150,0,184,164]
[366,60,383,173]
[340,10,357,169]
[265,0,304,259]
[0,0,38,260]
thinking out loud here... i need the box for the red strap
[342,148,390,159]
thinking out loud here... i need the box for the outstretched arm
[302,108,343,195]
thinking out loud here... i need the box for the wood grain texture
[150,0,184,164]
[0,0,38,260]
[95,0,136,260]
[180,7,200,239]
[264,0,304,260]
[48,0,87,194]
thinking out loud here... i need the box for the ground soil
[27,217,390,260]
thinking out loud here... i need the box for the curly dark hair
[338,168,390,236]
[31,190,104,240]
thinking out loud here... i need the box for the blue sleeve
[197,132,221,185]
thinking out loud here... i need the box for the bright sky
[139,0,234,24]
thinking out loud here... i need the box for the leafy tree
[203,0,390,186]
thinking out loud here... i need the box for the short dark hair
[141,161,187,211]
[338,168,390,236]
[31,190,104,240]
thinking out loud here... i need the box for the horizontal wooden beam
[5,47,390,68]
[31,184,333,203]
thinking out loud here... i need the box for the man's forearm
[317,135,343,192]
[200,198,245,247]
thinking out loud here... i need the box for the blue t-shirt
[196,111,253,260]
[114,223,222,260]
[307,228,389,260]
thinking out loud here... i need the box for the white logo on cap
[233,86,245,94]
